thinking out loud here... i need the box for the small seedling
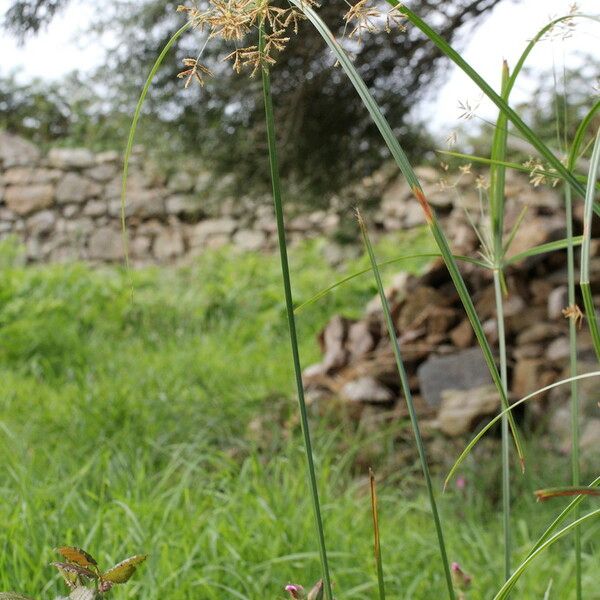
[51,546,147,595]
[0,547,147,600]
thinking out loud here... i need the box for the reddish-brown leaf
[55,547,98,568]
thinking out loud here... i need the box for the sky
[1,0,599,134]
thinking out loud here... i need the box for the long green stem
[358,211,456,600]
[490,62,511,582]
[493,270,511,581]
[259,25,333,600]
[565,183,582,599]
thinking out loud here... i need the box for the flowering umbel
[176,1,405,82]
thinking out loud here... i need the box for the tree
[4,0,504,200]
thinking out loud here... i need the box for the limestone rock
[168,171,195,192]
[232,229,265,251]
[165,194,202,217]
[153,228,185,260]
[3,167,61,185]
[189,218,237,247]
[417,348,492,408]
[438,384,500,436]
[5,185,54,215]
[56,173,102,204]
[340,376,394,404]
[48,147,95,169]
[26,210,56,235]
[88,227,123,260]
[0,132,41,167]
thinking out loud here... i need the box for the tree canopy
[4,0,503,199]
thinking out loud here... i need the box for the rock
[417,347,492,408]
[548,286,568,320]
[62,204,79,218]
[450,319,474,348]
[581,419,600,459]
[153,228,185,260]
[83,199,107,217]
[195,171,213,193]
[26,210,56,235]
[398,286,448,331]
[340,376,394,404]
[3,167,61,184]
[189,218,237,246]
[232,229,266,251]
[403,199,426,228]
[55,173,102,204]
[347,320,375,359]
[168,171,195,192]
[545,337,570,362]
[512,358,544,398]
[438,384,500,436]
[320,315,349,372]
[517,323,562,345]
[165,194,203,217]
[381,177,411,218]
[130,235,152,258]
[47,147,95,169]
[0,132,41,167]
[5,185,54,215]
[96,150,120,163]
[109,189,165,218]
[85,163,118,182]
[87,227,123,261]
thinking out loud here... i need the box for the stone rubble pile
[304,183,600,453]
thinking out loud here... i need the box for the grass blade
[505,236,584,265]
[580,127,600,362]
[358,210,456,600]
[493,509,600,600]
[121,22,192,272]
[390,2,599,202]
[369,469,386,600]
[535,486,600,502]
[294,252,487,314]
[529,475,600,553]
[292,0,524,469]
[259,22,333,600]
[444,372,600,489]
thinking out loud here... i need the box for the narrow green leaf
[357,210,455,600]
[445,372,600,489]
[369,469,386,600]
[493,509,600,600]
[505,236,583,265]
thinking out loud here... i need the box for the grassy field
[1,232,599,599]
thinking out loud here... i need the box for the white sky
[1,0,599,135]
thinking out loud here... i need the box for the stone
[83,200,107,217]
[26,210,56,235]
[5,185,54,215]
[3,167,61,185]
[130,235,152,258]
[545,337,570,362]
[417,347,492,408]
[232,229,266,251]
[62,204,79,218]
[403,199,426,228]
[438,384,500,436]
[189,218,237,246]
[165,194,203,217]
[85,163,118,182]
[111,189,164,218]
[548,286,568,320]
[320,315,349,372]
[347,321,375,359]
[517,323,562,345]
[153,228,185,260]
[88,227,123,261]
[56,173,102,204]
[0,132,41,167]
[340,376,394,404]
[96,150,120,163]
[289,215,313,232]
[195,170,213,193]
[168,171,195,192]
[47,147,95,169]
[450,319,474,348]
[581,419,600,459]
[512,358,544,398]
[381,177,411,217]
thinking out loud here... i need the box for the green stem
[259,25,333,600]
[565,183,581,599]
[358,212,456,600]
[493,270,511,581]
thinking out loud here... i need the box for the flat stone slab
[417,347,492,408]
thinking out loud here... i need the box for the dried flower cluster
[176,0,320,80]
[523,157,560,188]
[176,1,405,84]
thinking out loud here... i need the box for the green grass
[1,235,600,599]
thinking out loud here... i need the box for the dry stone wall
[0,131,567,265]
